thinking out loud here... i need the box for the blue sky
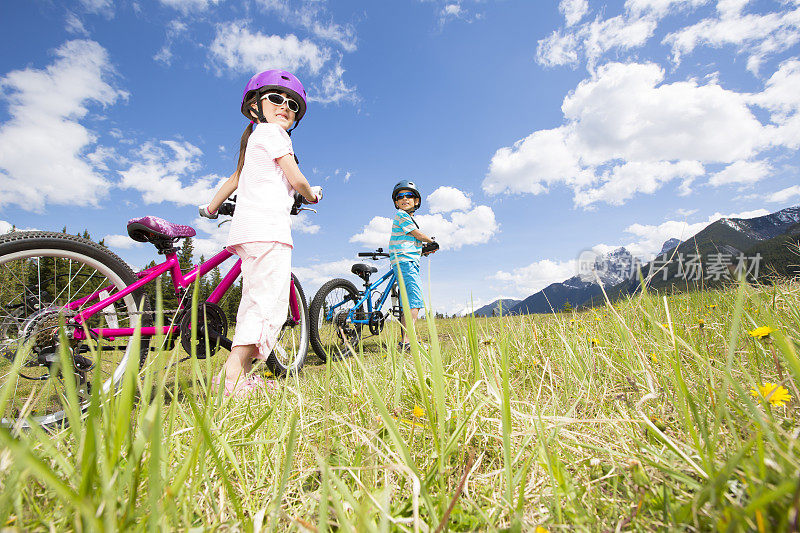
[1,0,799,314]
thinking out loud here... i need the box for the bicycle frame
[68,248,302,341]
[327,267,397,326]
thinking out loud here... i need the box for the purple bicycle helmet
[241,69,307,125]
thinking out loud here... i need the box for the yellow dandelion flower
[750,382,791,407]
[413,404,424,418]
[708,304,717,309]
[536,527,549,533]
[748,326,775,339]
[698,319,705,327]
[589,338,600,346]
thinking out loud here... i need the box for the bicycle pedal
[73,353,95,371]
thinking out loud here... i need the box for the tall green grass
[1,278,798,530]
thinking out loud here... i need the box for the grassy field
[0,278,799,531]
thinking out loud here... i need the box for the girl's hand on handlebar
[309,186,323,204]
[199,204,218,219]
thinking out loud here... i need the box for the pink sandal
[212,374,260,398]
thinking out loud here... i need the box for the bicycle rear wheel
[308,278,363,361]
[265,274,309,376]
[0,231,148,429]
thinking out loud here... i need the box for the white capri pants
[230,241,292,359]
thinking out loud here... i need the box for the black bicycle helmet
[392,180,421,210]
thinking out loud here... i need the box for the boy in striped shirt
[388,181,438,350]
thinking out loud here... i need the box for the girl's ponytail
[235,122,253,177]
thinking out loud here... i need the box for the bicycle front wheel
[0,231,149,429]
[265,274,309,377]
[309,278,363,361]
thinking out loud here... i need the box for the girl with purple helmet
[200,70,322,397]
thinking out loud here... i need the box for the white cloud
[0,220,13,234]
[117,140,225,206]
[483,61,788,207]
[538,0,797,76]
[79,0,114,17]
[103,234,145,250]
[154,20,189,66]
[291,211,321,234]
[292,258,371,292]
[617,208,771,257]
[427,186,471,213]
[192,217,229,258]
[560,0,589,26]
[537,15,657,70]
[573,160,705,206]
[708,160,771,187]
[65,13,89,36]
[208,23,357,105]
[0,40,123,212]
[350,203,499,251]
[313,58,358,105]
[766,185,800,203]
[749,59,800,149]
[536,31,580,68]
[583,15,658,70]
[158,0,221,15]
[444,4,463,17]
[663,4,800,73]
[624,0,709,18]
[492,258,579,295]
[349,216,393,248]
[209,23,329,75]
[254,0,358,52]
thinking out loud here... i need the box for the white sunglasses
[261,92,300,113]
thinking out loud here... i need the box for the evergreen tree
[177,237,195,273]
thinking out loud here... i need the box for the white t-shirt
[226,122,295,249]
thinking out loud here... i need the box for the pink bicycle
[0,196,311,428]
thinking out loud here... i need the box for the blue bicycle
[308,242,439,360]
[308,248,400,360]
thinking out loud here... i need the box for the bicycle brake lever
[217,219,231,228]
[297,207,317,214]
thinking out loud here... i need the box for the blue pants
[393,261,425,309]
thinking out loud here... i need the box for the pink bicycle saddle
[127,216,196,243]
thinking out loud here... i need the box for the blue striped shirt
[388,209,422,264]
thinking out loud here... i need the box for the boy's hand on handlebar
[199,204,218,219]
[422,240,439,255]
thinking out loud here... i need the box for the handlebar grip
[217,203,235,216]
[422,242,440,254]
[290,193,304,215]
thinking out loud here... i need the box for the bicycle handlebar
[213,192,310,218]
[358,247,390,259]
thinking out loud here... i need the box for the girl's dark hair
[235,122,253,177]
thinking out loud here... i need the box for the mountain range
[469,205,800,316]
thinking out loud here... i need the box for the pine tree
[177,237,195,273]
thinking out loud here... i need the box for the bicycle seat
[127,216,196,243]
[352,263,378,282]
